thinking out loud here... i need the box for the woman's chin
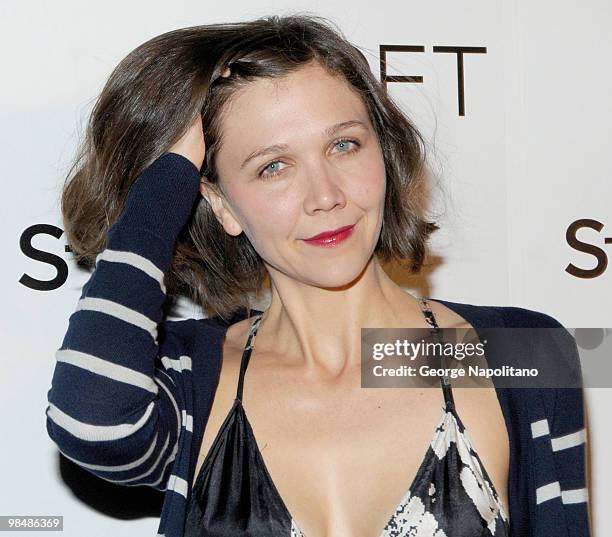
[302,262,372,290]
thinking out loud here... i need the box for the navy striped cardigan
[45,152,591,536]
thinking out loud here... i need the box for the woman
[45,14,590,537]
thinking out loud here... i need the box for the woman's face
[206,60,387,288]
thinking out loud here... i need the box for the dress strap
[236,312,265,401]
[417,297,456,412]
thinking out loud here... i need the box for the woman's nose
[302,161,347,214]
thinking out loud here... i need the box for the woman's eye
[258,160,286,180]
[257,138,360,180]
[333,138,359,153]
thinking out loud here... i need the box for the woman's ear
[199,178,243,236]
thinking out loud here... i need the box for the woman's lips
[302,224,355,247]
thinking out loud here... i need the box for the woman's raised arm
[45,138,203,492]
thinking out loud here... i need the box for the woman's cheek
[246,195,297,245]
[352,167,386,208]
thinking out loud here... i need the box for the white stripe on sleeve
[46,400,155,442]
[551,428,586,452]
[75,296,158,339]
[96,248,166,294]
[55,348,159,394]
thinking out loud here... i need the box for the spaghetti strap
[418,297,456,412]
[236,312,265,401]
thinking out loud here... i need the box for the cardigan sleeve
[548,338,591,535]
[45,152,202,493]
[514,307,591,535]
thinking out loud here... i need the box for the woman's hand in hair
[169,114,206,171]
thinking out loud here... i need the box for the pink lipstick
[302,224,355,247]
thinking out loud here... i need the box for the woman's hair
[61,13,439,321]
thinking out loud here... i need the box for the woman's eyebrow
[240,119,368,169]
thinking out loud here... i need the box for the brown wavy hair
[60,12,439,321]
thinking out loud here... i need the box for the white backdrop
[1,0,609,535]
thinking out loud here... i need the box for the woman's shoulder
[429,296,568,329]
[433,298,585,415]
[431,296,582,391]
[192,306,265,335]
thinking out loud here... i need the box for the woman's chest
[192,344,510,537]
